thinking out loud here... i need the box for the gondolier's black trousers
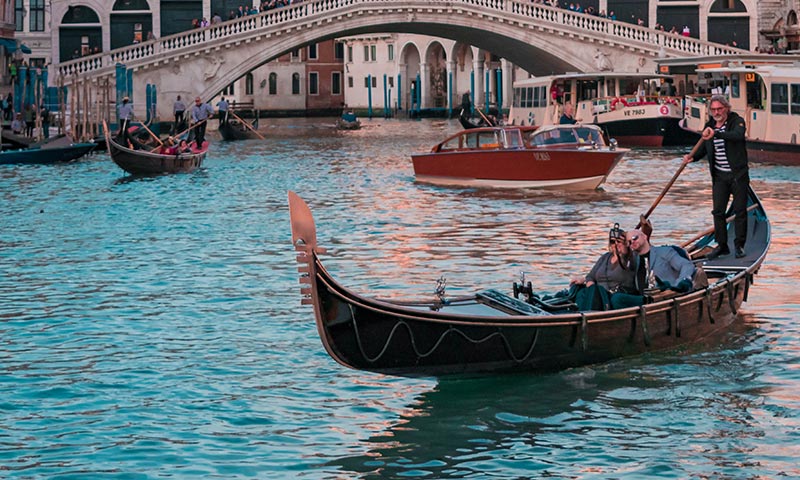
[117,118,130,144]
[195,121,207,146]
[711,171,749,250]
[174,110,185,131]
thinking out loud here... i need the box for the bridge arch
[54,0,742,118]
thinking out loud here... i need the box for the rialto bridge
[53,0,743,119]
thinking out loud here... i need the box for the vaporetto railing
[54,0,743,81]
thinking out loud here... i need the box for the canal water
[1,118,798,478]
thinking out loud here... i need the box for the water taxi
[659,55,800,166]
[509,72,696,147]
[410,124,627,190]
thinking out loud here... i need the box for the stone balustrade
[54,0,743,83]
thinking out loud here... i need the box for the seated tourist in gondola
[570,223,639,310]
[615,228,707,305]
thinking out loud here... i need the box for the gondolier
[216,97,229,125]
[173,95,186,132]
[117,96,133,144]
[190,97,214,146]
[681,94,750,259]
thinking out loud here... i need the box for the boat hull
[411,149,624,190]
[746,139,800,166]
[218,121,260,141]
[288,187,769,376]
[0,142,96,165]
[600,116,698,147]
[107,137,207,175]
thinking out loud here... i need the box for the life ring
[611,97,628,110]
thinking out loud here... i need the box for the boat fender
[638,306,651,346]
[580,314,588,351]
[726,280,737,315]
[671,298,681,337]
[705,288,715,324]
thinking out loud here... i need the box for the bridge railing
[54,0,743,80]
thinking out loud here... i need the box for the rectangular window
[348,76,353,88]
[332,72,341,95]
[364,76,370,88]
[388,77,394,88]
[771,83,789,114]
[363,45,369,62]
[370,45,377,62]
[308,43,318,60]
[372,76,377,88]
[291,49,300,60]
[309,72,319,95]
[30,0,45,32]
[15,0,24,31]
[335,42,344,60]
[388,44,394,61]
[730,74,740,98]
[347,46,353,62]
[791,84,800,115]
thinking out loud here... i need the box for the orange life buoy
[611,97,628,110]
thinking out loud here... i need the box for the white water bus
[508,72,696,147]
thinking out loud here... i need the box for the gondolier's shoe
[706,246,730,260]
[735,246,746,258]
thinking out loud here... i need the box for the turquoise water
[1,119,798,478]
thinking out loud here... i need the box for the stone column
[203,0,211,21]
[501,58,512,110]
[473,58,484,109]
[419,61,428,109]
[446,60,456,111]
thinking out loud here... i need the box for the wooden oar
[140,122,163,146]
[149,120,207,153]
[475,108,495,127]
[635,136,705,230]
[229,110,264,139]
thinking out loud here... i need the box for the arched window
[710,0,747,13]
[292,73,301,95]
[112,0,150,10]
[789,11,798,27]
[269,73,277,95]
[62,6,100,23]
[245,73,254,95]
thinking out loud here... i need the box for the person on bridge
[173,95,186,133]
[216,97,230,125]
[681,94,750,260]
[117,96,134,144]
[190,97,214,146]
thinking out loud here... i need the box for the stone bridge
[53,0,743,118]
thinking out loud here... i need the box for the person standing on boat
[173,95,186,133]
[681,94,750,259]
[216,97,229,125]
[117,96,134,144]
[190,97,214,146]
[559,102,581,124]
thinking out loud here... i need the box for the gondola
[458,108,494,130]
[218,117,260,141]
[0,140,96,165]
[104,124,208,175]
[288,188,770,376]
[336,117,361,130]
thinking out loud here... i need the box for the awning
[0,38,32,54]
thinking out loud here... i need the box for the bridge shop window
[269,73,277,95]
[791,84,800,115]
[771,83,789,114]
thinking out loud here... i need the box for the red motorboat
[411,124,628,190]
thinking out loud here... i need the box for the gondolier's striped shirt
[712,125,732,173]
